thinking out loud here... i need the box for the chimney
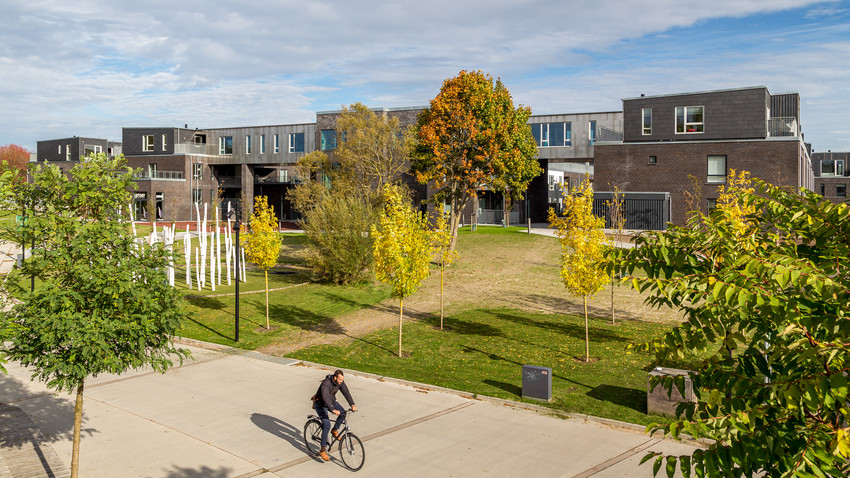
[640,94,645,97]
[185,124,188,129]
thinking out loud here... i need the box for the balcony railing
[133,170,185,180]
[768,117,799,138]
[174,143,218,155]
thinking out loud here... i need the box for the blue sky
[2,0,849,152]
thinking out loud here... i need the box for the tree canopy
[0,144,30,185]
[413,70,541,249]
[611,175,850,477]
[2,153,190,478]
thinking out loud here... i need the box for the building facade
[594,87,813,227]
[812,151,849,203]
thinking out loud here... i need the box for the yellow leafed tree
[372,185,432,357]
[432,206,458,330]
[243,195,281,329]
[548,177,610,362]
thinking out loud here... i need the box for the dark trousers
[314,401,346,449]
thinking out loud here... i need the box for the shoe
[318,448,330,461]
[331,429,340,440]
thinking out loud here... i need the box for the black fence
[592,192,671,231]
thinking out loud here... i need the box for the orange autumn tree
[0,144,31,184]
[414,70,541,250]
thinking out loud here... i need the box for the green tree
[605,185,626,324]
[2,154,190,478]
[413,70,542,250]
[243,195,282,329]
[548,177,609,362]
[611,175,850,477]
[432,207,457,330]
[372,185,432,357]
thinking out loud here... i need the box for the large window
[143,135,154,152]
[66,144,70,161]
[219,136,233,155]
[133,192,147,219]
[84,144,102,157]
[274,134,280,153]
[676,106,704,133]
[161,134,167,151]
[192,163,203,180]
[260,135,265,154]
[530,123,571,147]
[246,135,252,154]
[321,129,336,151]
[822,159,845,176]
[589,120,597,145]
[707,155,726,183]
[838,184,847,198]
[279,169,288,183]
[289,132,305,153]
[642,108,652,135]
[192,189,202,204]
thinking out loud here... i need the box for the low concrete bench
[647,367,697,418]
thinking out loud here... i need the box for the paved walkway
[0,341,696,477]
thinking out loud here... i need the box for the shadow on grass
[461,345,590,389]
[487,309,631,343]
[183,316,233,342]
[586,384,647,414]
[482,379,522,396]
[268,303,345,335]
[342,333,396,356]
[506,293,649,322]
[423,315,503,337]
[184,295,226,310]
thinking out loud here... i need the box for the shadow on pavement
[163,465,232,478]
[250,413,308,453]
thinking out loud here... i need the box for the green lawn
[291,307,674,426]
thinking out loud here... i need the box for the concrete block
[647,367,696,418]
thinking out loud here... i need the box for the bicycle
[304,408,365,471]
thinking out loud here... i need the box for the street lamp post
[231,204,241,342]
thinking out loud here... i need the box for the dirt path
[258,231,680,357]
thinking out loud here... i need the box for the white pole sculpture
[216,207,222,285]
[225,203,232,285]
[241,246,246,282]
[185,226,191,286]
[195,247,201,291]
[209,229,215,291]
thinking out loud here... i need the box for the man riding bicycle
[311,369,357,461]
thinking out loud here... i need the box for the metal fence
[477,209,520,225]
[592,192,671,231]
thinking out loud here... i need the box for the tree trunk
[265,270,270,329]
[503,192,512,227]
[584,296,590,363]
[611,275,615,325]
[440,266,444,330]
[71,379,84,478]
[398,298,404,357]
[449,197,461,252]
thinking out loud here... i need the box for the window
[246,135,252,154]
[321,129,336,151]
[66,145,70,161]
[822,159,845,176]
[838,184,847,198]
[155,192,163,220]
[589,120,597,145]
[820,183,826,196]
[676,106,704,133]
[707,155,726,183]
[84,144,102,157]
[530,123,571,147]
[193,134,206,144]
[279,169,288,183]
[289,132,305,153]
[133,192,147,219]
[58,145,61,154]
[642,108,652,135]
[161,134,167,151]
[219,136,233,155]
[648,155,657,164]
[260,135,265,154]
[192,163,203,180]
[143,135,154,152]
[707,198,717,212]
[192,189,202,204]
[274,134,280,153]
[149,163,158,178]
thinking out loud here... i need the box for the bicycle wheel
[339,432,365,471]
[303,419,323,456]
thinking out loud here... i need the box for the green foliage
[611,176,850,477]
[372,185,432,356]
[413,70,542,249]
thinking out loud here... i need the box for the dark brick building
[594,87,813,226]
[812,151,849,203]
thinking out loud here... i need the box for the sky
[2,0,849,153]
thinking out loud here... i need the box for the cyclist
[311,369,357,461]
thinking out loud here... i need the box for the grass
[290,307,674,426]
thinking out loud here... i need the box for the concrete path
[0,342,696,477]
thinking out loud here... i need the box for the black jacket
[313,374,355,410]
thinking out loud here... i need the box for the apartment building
[594,86,813,227]
[35,136,122,172]
[813,151,849,203]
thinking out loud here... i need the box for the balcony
[768,117,799,138]
[174,143,218,155]
[133,170,185,181]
